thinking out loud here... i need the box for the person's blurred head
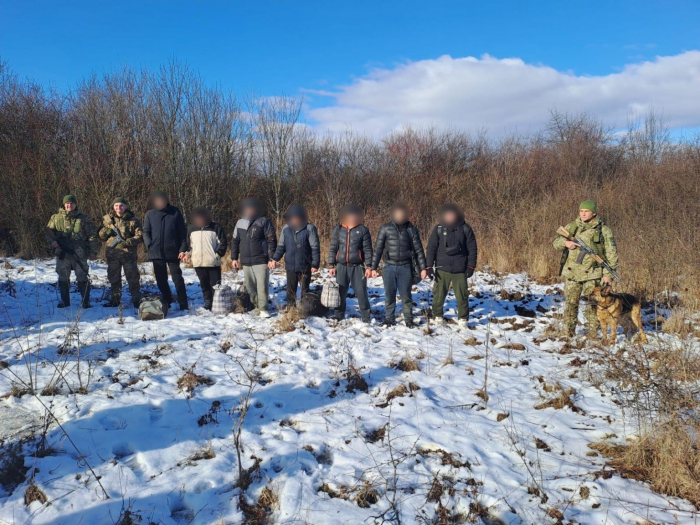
[62,194,77,212]
[440,203,463,226]
[150,191,168,211]
[112,197,128,217]
[340,204,363,228]
[240,198,261,220]
[391,202,409,225]
[285,204,307,229]
[192,207,211,228]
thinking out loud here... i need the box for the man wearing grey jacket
[230,198,277,317]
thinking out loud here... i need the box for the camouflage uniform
[98,210,143,306]
[553,217,619,336]
[45,208,99,307]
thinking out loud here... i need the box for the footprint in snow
[112,441,134,459]
[149,406,163,422]
[100,416,126,430]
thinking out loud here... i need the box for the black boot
[57,281,71,308]
[104,292,121,307]
[78,280,91,309]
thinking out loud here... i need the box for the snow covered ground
[0,258,697,525]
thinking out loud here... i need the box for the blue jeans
[382,263,413,322]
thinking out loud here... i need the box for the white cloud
[307,52,700,137]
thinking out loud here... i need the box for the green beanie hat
[62,194,77,205]
[112,196,128,206]
[579,200,597,213]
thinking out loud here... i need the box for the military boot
[57,281,71,308]
[103,292,121,308]
[78,280,91,309]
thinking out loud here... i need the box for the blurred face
[113,203,127,216]
[392,208,408,224]
[154,197,167,210]
[64,202,77,212]
[242,206,256,219]
[193,215,208,228]
[442,210,458,225]
[289,215,302,229]
[579,209,596,222]
[345,212,361,227]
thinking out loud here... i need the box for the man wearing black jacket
[230,198,277,318]
[328,205,373,322]
[425,203,478,328]
[143,191,189,310]
[370,203,427,328]
[270,204,320,308]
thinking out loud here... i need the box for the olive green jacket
[553,217,619,281]
[45,208,99,259]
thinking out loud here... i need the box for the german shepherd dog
[588,285,648,345]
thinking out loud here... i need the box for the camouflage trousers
[107,252,141,303]
[56,254,89,284]
[563,279,600,336]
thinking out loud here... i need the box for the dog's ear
[601,284,612,297]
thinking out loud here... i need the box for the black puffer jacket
[230,215,277,266]
[273,223,320,273]
[143,204,188,262]
[426,219,478,275]
[371,221,426,270]
[328,224,373,267]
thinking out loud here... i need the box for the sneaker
[405,320,415,329]
[258,310,271,319]
[333,312,344,321]
[179,302,189,311]
[457,319,468,329]
[382,318,396,327]
[103,298,120,308]
[57,302,69,309]
[434,317,446,326]
[361,316,371,324]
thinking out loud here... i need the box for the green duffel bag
[139,296,168,321]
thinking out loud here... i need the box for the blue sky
[2,1,699,135]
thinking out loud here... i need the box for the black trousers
[195,267,222,308]
[286,270,311,306]
[336,264,370,319]
[152,260,188,306]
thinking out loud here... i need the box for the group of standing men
[45,191,617,337]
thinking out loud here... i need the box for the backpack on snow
[320,281,341,308]
[139,296,168,321]
[233,283,253,312]
[299,290,329,318]
[212,284,235,315]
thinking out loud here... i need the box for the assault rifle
[55,237,89,273]
[557,226,620,281]
[109,224,125,249]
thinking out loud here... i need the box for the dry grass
[662,309,697,338]
[274,306,301,332]
[386,383,409,401]
[24,483,47,506]
[353,481,380,508]
[238,484,278,524]
[177,367,214,397]
[590,420,700,507]
[534,385,582,413]
[395,357,420,372]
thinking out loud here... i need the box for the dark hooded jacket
[143,202,188,262]
[425,205,478,275]
[371,221,426,270]
[272,205,320,273]
[230,199,277,266]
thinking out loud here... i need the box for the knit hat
[151,190,168,201]
[112,197,128,206]
[579,200,597,213]
[62,194,77,205]
[284,204,307,222]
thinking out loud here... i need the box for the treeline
[1,60,699,302]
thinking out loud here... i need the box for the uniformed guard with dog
[553,200,619,337]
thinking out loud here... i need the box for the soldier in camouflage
[553,200,619,337]
[45,195,99,308]
[98,197,143,308]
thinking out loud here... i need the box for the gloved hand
[466,268,475,278]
